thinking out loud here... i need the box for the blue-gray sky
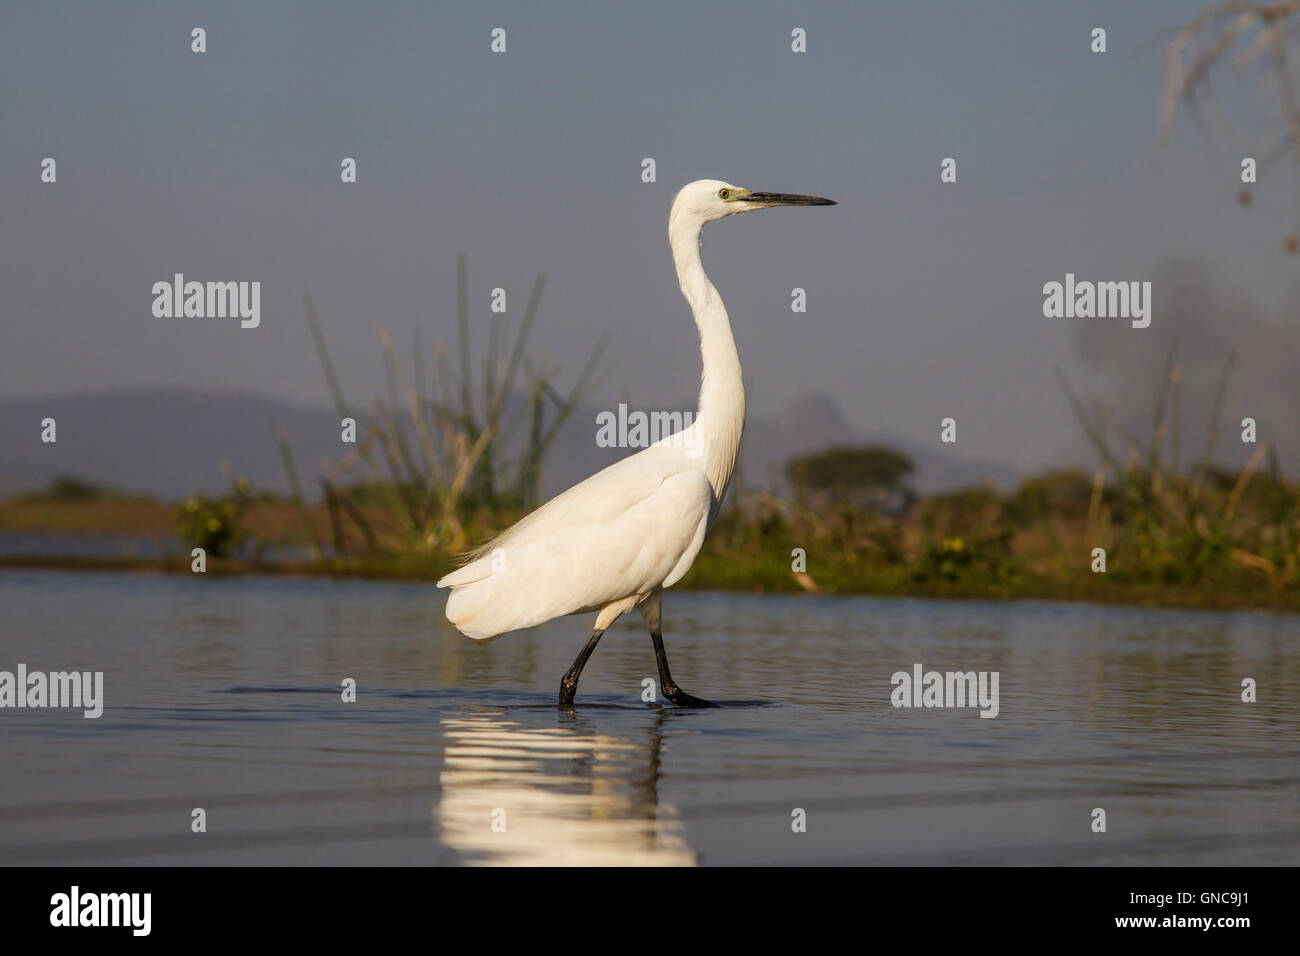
[3,0,1297,476]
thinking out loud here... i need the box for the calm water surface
[1,569,1296,865]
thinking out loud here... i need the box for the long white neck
[669,210,745,511]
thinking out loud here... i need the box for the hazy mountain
[0,387,1018,501]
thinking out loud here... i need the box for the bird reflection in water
[432,708,696,865]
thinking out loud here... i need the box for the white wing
[438,443,712,641]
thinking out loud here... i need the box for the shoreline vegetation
[2,553,1297,614]
[2,456,1298,614]
[5,269,1295,615]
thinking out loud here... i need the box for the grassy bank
[4,547,1297,613]
[3,483,1297,613]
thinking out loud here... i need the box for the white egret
[437,179,835,707]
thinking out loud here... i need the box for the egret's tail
[436,530,640,641]
[437,557,506,640]
[437,548,568,641]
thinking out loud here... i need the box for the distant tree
[1007,469,1097,525]
[785,445,915,513]
[47,475,103,500]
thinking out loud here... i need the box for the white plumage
[438,445,712,640]
[436,178,834,705]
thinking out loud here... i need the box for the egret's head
[670,178,836,227]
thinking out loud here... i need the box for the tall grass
[1057,348,1298,587]
[279,255,606,557]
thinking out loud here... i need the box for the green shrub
[174,478,252,558]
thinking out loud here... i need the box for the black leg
[558,628,605,708]
[650,630,713,707]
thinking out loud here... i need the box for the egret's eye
[719,189,730,200]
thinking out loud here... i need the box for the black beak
[744,191,836,206]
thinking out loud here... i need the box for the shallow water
[0,569,1296,865]
[0,532,171,559]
